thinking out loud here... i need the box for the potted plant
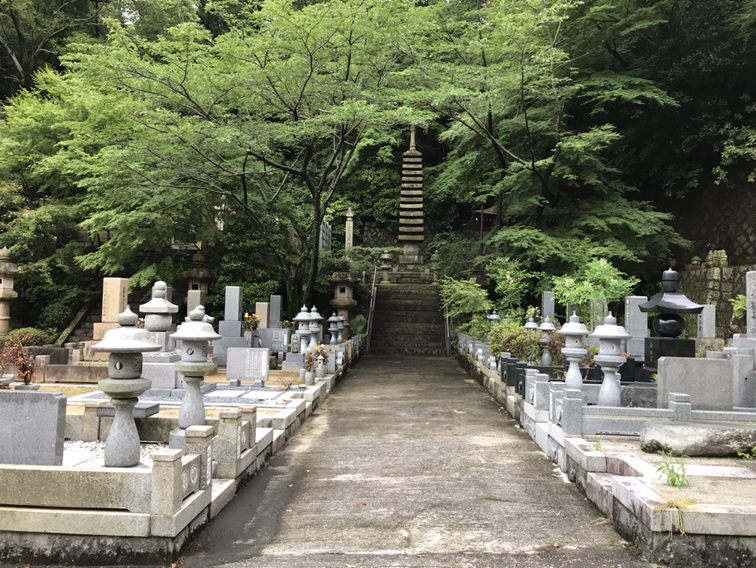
[304,350,315,385]
[0,341,37,389]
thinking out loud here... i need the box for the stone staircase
[369,283,448,356]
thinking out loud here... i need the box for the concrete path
[179,355,654,568]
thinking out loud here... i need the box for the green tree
[0,0,430,317]
[405,0,686,276]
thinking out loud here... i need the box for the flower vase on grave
[244,330,252,346]
[299,368,306,382]
[305,371,315,385]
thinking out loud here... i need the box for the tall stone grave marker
[93,277,128,340]
[227,347,270,387]
[259,328,290,355]
[256,302,270,329]
[541,291,555,321]
[732,271,756,352]
[141,281,182,391]
[269,294,283,327]
[625,296,649,360]
[212,286,247,366]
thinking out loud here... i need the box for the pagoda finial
[409,125,417,151]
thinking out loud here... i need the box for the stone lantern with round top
[558,312,589,389]
[328,313,339,345]
[539,317,556,366]
[91,308,161,467]
[309,306,323,351]
[293,305,312,355]
[591,313,630,407]
[171,306,222,437]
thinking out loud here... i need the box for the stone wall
[679,251,756,338]
[670,176,756,267]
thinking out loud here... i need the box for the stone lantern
[293,305,312,355]
[539,317,556,366]
[329,256,358,340]
[182,250,212,296]
[487,310,501,324]
[558,312,589,389]
[379,250,393,283]
[169,306,222,448]
[639,268,703,368]
[91,308,161,467]
[328,313,339,345]
[0,247,19,336]
[591,313,630,407]
[307,306,323,353]
[524,317,539,331]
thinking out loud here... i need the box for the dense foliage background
[0,0,754,333]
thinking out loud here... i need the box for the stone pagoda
[398,126,424,266]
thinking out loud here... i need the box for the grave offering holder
[92,308,161,467]
[171,306,222,430]
[591,313,630,407]
[558,313,589,390]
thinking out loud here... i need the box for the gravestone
[698,305,716,338]
[625,296,649,360]
[541,291,555,321]
[0,391,66,465]
[259,328,290,354]
[269,295,283,327]
[212,286,247,366]
[256,302,270,329]
[93,277,128,340]
[657,356,733,411]
[186,290,205,315]
[227,347,270,387]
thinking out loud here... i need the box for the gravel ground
[63,440,168,466]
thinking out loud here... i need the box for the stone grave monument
[212,286,248,366]
[0,247,19,337]
[227,347,270,387]
[140,281,182,392]
[0,390,66,465]
[93,277,129,341]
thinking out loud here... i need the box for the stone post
[345,207,354,250]
[185,425,214,489]
[150,449,184,516]
[215,408,242,479]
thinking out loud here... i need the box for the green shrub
[5,327,55,346]
[489,321,541,362]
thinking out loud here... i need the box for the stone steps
[369,283,447,356]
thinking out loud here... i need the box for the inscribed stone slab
[698,305,716,338]
[0,391,66,465]
[748,271,756,338]
[657,357,733,411]
[227,348,270,384]
[259,328,290,353]
[101,278,129,323]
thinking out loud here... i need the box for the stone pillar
[541,291,555,321]
[215,408,242,479]
[185,425,214,489]
[345,208,354,250]
[625,296,649,359]
[150,449,184,516]
[255,302,270,329]
[0,247,19,336]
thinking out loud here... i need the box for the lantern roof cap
[590,312,630,340]
[172,307,222,341]
[91,308,162,353]
[558,312,589,337]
